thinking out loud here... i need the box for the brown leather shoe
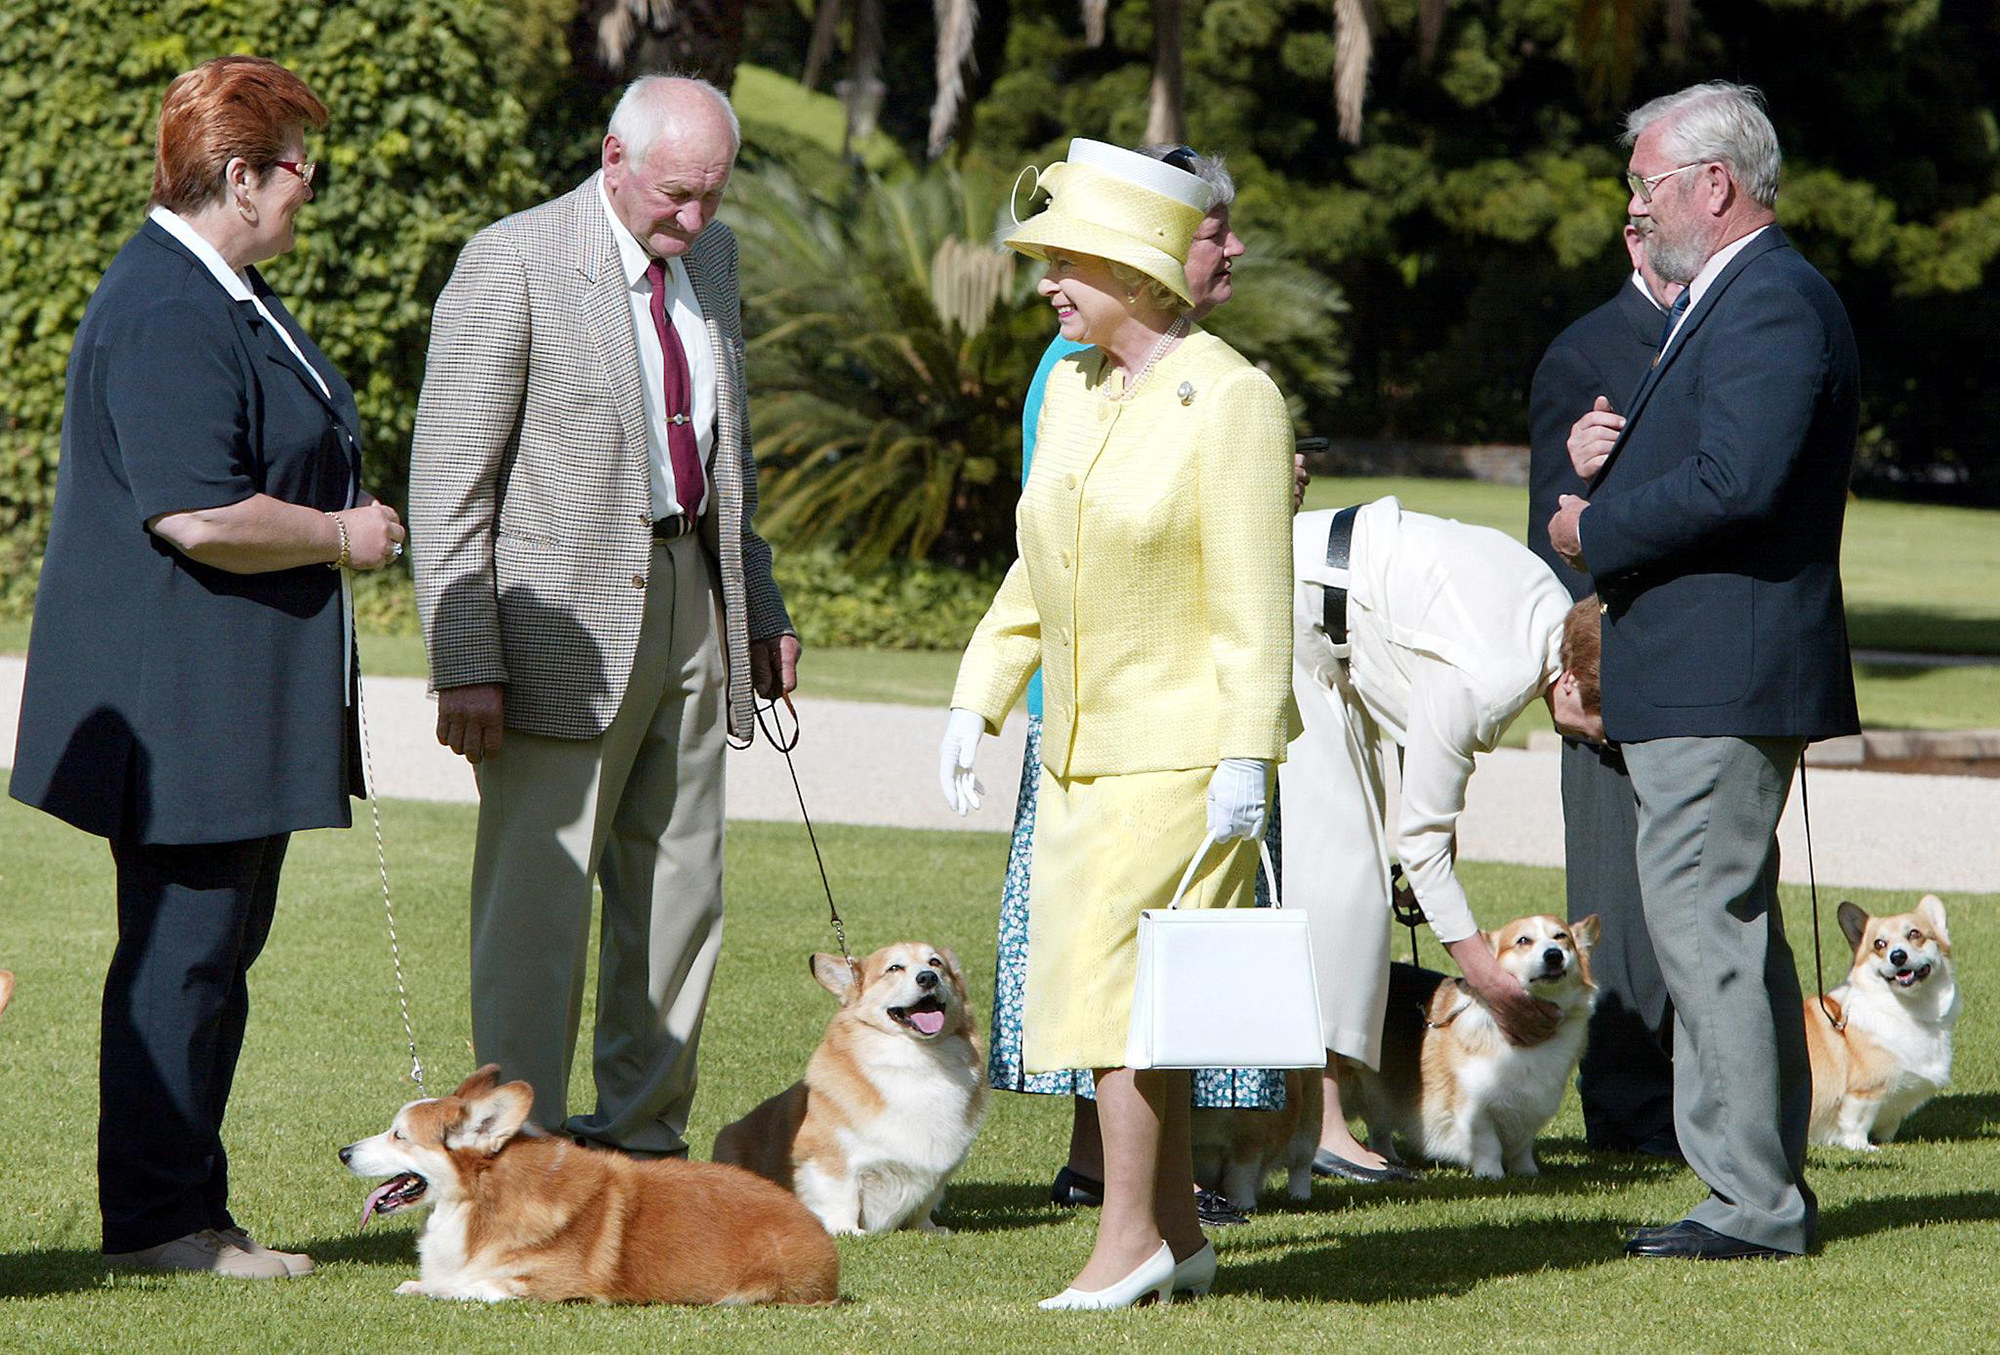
[106,1229,296,1279]
[213,1227,315,1277]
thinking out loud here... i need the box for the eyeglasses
[1625,162,1702,204]
[272,159,320,191]
[1160,145,1203,174]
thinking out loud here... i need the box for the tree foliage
[0,0,548,600]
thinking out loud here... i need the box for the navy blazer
[1579,227,1861,744]
[10,220,364,844]
[1528,277,1667,600]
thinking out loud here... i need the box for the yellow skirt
[1021,764,1261,1073]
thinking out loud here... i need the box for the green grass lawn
[1,794,1994,1351]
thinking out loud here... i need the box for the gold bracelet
[325,510,350,570]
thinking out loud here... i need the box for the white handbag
[1124,831,1326,1071]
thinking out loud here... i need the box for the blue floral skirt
[985,716,1287,1109]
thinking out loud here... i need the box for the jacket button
[1060,550,1072,568]
[633,574,647,589]
[1065,473,1077,489]
[639,513,652,527]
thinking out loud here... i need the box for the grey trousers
[469,534,727,1155]
[1622,734,1814,1254]
[1562,739,1675,1151]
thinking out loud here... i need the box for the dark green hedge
[0,0,551,612]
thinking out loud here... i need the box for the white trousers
[1279,654,1395,1068]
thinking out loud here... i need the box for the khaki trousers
[469,534,726,1155]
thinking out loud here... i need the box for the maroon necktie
[646,258,705,517]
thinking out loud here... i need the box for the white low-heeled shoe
[1038,1241,1175,1311]
[1170,1241,1216,1299]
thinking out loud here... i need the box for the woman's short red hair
[150,56,328,214]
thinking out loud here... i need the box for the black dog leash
[1800,749,1844,1031]
[751,695,857,970]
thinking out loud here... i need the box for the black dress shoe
[1311,1148,1416,1183]
[1194,1188,1250,1227]
[1624,1219,1793,1261]
[1050,1165,1105,1207]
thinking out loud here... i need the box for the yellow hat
[1004,139,1214,307]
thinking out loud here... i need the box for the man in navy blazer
[1527,222,1684,1160]
[1549,82,1860,1262]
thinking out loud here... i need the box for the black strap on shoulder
[1322,505,1360,645]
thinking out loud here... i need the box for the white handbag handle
[1166,831,1282,911]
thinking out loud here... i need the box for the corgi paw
[918,1218,954,1237]
[394,1280,427,1297]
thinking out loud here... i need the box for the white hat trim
[1065,138,1214,211]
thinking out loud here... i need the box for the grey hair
[1136,143,1236,210]
[1107,261,1191,317]
[608,74,741,162]
[1622,81,1781,208]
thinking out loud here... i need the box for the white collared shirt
[595,173,713,520]
[1627,269,1667,314]
[148,206,332,401]
[1660,223,1771,351]
[148,205,353,697]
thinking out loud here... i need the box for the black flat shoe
[1311,1148,1416,1183]
[1194,1188,1250,1226]
[1050,1165,1105,1208]
[1624,1219,1794,1261]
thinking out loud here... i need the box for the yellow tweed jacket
[952,330,1299,778]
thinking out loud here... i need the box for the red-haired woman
[10,55,403,1279]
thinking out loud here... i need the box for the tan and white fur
[1806,896,1959,1149]
[1343,915,1598,1178]
[340,1066,839,1304]
[714,943,986,1235]
[0,970,12,1021]
[1191,1069,1323,1211]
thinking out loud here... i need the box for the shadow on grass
[1847,607,2000,658]
[1890,1091,2000,1143]
[939,1180,1075,1233]
[0,1227,423,1299]
[1219,1217,1632,1301]
[0,1248,109,1300]
[1820,1190,2000,1244]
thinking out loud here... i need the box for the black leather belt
[1322,505,1359,645]
[652,514,696,540]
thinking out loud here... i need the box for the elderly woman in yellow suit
[939,140,1296,1310]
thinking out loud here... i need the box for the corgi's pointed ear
[1837,902,1869,952]
[450,1079,533,1155]
[452,1063,503,1101]
[936,944,963,976]
[1917,894,1950,946]
[811,952,860,1003]
[1571,914,1601,951]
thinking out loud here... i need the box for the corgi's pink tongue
[910,1008,946,1035]
[360,1179,401,1228]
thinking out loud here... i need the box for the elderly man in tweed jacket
[409,75,798,1157]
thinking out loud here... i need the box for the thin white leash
[350,545,426,1094]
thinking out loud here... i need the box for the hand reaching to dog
[1445,935,1560,1046]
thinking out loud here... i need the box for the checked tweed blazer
[410,177,791,743]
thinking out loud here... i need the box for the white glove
[939,707,987,816]
[1206,758,1270,842]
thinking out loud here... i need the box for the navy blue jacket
[1580,227,1860,744]
[1528,277,1668,601]
[10,221,364,844]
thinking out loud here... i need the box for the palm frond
[927,0,979,161]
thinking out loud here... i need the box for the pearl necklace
[1104,315,1188,403]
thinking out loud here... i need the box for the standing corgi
[1342,915,1598,1179]
[714,943,987,1235]
[1806,896,1959,1149]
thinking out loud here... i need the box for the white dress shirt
[1296,498,1572,943]
[1660,224,1771,352]
[148,205,353,696]
[1627,269,1667,313]
[596,173,713,520]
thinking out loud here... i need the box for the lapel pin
[1177,381,1195,405]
